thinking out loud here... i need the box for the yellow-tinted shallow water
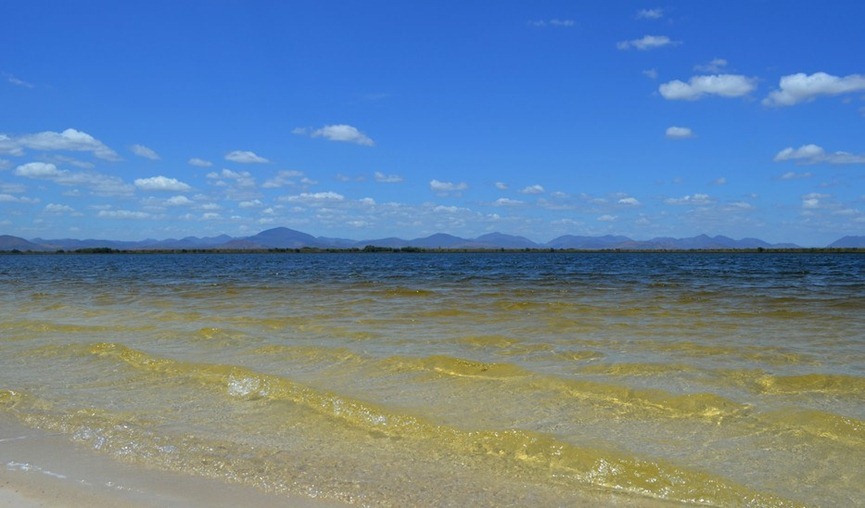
[2,252,864,506]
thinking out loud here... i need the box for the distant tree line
[2,246,865,255]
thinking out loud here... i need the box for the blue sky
[2,1,863,246]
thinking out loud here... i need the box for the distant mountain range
[3,228,862,252]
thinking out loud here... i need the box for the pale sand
[1,415,347,507]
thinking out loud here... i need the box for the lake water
[1,252,864,506]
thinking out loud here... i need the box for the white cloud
[802,193,830,210]
[208,169,256,187]
[430,179,468,193]
[225,150,269,164]
[302,124,375,146]
[617,35,677,51]
[2,129,120,160]
[60,172,134,196]
[284,191,345,203]
[0,194,39,204]
[97,209,153,220]
[659,74,757,100]
[665,193,714,205]
[694,58,728,73]
[131,144,160,160]
[763,72,865,107]
[597,214,617,222]
[0,182,25,193]
[521,184,545,195]
[239,199,263,208]
[529,19,575,28]
[45,155,95,169]
[618,197,640,206]
[636,8,663,19]
[15,162,65,178]
[643,68,659,79]
[433,205,463,213]
[712,177,727,185]
[780,171,812,180]
[774,144,865,165]
[374,171,403,183]
[665,126,694,139]
[188,158,213,167]
[6,74,34,88]
[724,201,755,212]
[296,124,375,146]
[134,176,192,192]
[495,182,508,190]
[0,135,23,156]
[493,197,524,206]
[165,195,193,206]
[44,203,75,213]
[263,170,305,188]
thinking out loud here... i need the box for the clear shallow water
[1,252,864,506]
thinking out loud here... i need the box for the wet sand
[0,415,345,508]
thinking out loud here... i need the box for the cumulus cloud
[134,176,192,191]
[0,135,24,156]
[528,19,575,28]
[723,201,755,212]
[262,170,315,189]
[636,8,663,19]
[520,184,545,195]
[165,195,193,206]
[801,193,831,210]
[665,126,695,139]
[225,150,269,164]
[617,35,677,51]
[495,182,508,190]
[131,144,160,160]
[618,197,641,206]
[763,72,865,107]
[15,162,65,178]
[643,68,659,79]
[97,209,153,220]
[188,158,213,167]
[597,214,617,222]
[694,58,728,73]
[284,191,345,203]
[0,194,39,204]
[665,193,714,205]
[44,203,75,213]
[263,170,305,188]
[430,179,468,193]
[374,171,403,183]
[295,124,375,146]
[206,169,258,201]
[659,74,757,100]
[774,144,865,165]
[2,129,120,160]
[493,197,524,206]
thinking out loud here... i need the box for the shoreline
[0,416,346,508]
[3,247,864,255]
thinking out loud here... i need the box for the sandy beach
[1,414,344,508]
